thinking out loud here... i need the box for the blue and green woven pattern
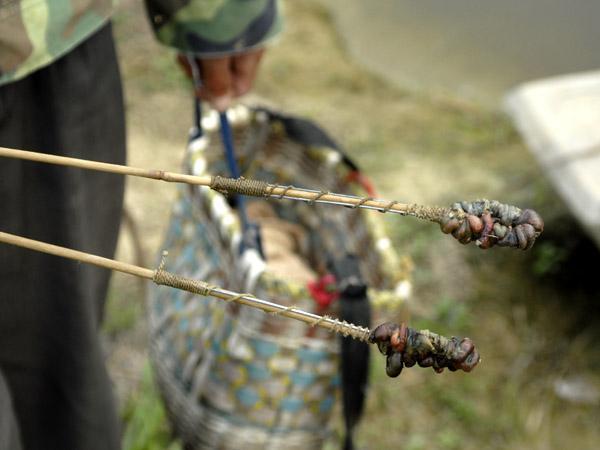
[147,105,411,449]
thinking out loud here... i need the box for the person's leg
[0,22,125,450]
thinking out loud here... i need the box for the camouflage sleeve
[144,0,282,56]
[0,0,114,86]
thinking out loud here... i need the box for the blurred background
[325,0,600,105]
[104,1,600,449]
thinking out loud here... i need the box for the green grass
[122,364,183,450]
[103,281,143,337]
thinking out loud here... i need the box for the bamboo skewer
[0,147,485,372]
[0,230,482,373]
[0,146,436,219]
[0,231,371,342]
[0,146,543,250]
[0,146,211,186]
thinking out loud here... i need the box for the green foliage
[102,276,143,337]
[532,241,568,276]
[434,297,473,331]
[385,214,440,268]
[405,434,427,450]
[435,428,462,450]
[122,364,182,450]
[426,382,479,426]
[412,297,473,337]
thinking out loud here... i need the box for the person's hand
[177,49,265,112]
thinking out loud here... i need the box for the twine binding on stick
[0,229,372,342]
[0,230,479,370]
[150,250,371,341]
[0,147,544,250]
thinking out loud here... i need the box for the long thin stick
[0,146,444,222]
[0,146,211,187]
[0,146,543,250]
[0,231,371,342]
[0,231,483,373]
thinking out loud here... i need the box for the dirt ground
[104,2,600,449]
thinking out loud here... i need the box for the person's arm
[145,0,282,110]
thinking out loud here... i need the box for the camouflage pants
[0,23,125,450]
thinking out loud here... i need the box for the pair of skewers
[0,146,544,374]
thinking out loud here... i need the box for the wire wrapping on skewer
[152,263,371,340]
[0,147,544,250]
[0,229,479,375]
[0,230,372,342]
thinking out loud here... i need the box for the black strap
[256,108,360,171]
[330,254,371,450]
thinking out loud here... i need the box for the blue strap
[219,111,251,230]
[185,55,258,253]
[219,112,240,179]
[219,112,264,256]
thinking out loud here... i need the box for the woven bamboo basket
[147,105,412,449]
